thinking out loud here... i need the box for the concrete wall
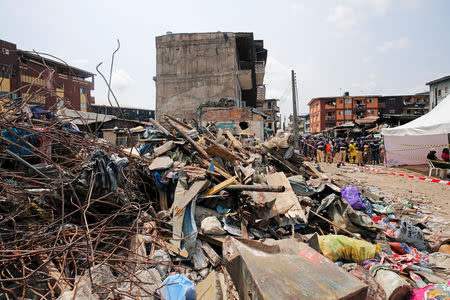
[200,107,264,139]
[156,33,240,121]
[429,79,450,109]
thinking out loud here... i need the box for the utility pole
[291,70,300,149]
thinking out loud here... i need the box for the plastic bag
[158,274,196,300]
[341,186,367,211]
[394,220,426,251]
[318,235,381,264]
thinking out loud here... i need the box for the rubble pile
[0,101,449,300]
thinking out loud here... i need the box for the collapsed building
[154,32,268,126]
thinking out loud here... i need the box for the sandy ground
[319,162,450,237]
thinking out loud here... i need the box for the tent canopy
[382,94,450,136]
[381,95,450,166]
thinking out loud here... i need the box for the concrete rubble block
[192,240,208,270]
[223,237,368,300]
[114,268,162,300]
[153,140,175,157]
[148,156,173,171]
[201,216,226,235]
[58,264,115,300]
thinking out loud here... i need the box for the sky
[1,0,449,122]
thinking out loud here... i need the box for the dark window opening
[239,121,249,130]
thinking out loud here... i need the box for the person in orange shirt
[325,140,333,163]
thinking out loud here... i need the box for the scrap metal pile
[1,102,449,300]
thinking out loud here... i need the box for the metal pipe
[164,116,210,160]
[5,149,49,178]
[225,185,285,192]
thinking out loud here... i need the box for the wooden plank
[175,180,209,216]
[303,161,328,180]
[204,176,237,196]
[225,130,247,156]
[201,241,221,267]
[159,190,169,211]
[200,158,240,184]
[206,144,239,161]
[266,172,307,223]
[154,238,189,258]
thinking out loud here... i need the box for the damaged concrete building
[155,32,267,123]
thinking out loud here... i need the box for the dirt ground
[320,162,450,237]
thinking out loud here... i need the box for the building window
[338,111,343,115]
[339,100,343,104]
[80,88,86,94]
[345,98,352,103]
[367,110,374,114]
[345,110,352,115]
[80,103,87,109]
[445,86,448,93]
[56,82,64,89]
[388,98,395,104]
[437,89,441,97]
[389,109,396,114]
[367,99,375,103]
[2,48,9,55]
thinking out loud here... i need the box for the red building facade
[308,94,380,133]
[0,39,94,111]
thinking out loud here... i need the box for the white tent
[381,94,450,166]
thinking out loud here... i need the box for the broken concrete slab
[223,237,367,300]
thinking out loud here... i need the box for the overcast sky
[2,0,449,120]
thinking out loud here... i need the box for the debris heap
[0,102,449,300]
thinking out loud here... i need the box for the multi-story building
[308,93,380,133]
[426,75,450,109]
[308,92,431,133]
[91,104,155,122]
[379,92,429,116]
[0,39,95,111]
[155,32,267,121]
[288,114,310,135]
[258,98,280,133]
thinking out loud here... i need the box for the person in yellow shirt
[348,141,358,164]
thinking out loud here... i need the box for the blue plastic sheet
[158,274,196,300]
[1,127,38,156]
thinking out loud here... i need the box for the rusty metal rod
[225,184,285,192]
[310,210,365,241]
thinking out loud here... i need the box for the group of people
[427,148,450,167]
[300,136,385,166]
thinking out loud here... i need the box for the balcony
[403,102,426,107]
[255,61,265,86]
[237,69,252,90]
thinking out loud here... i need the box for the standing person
[332,139,338,163]
[325,140,333,163]
[363,142,370,164]
[370,140,380,164]
[337,138,347,167]
[441,148,449,162]
[316,139,325,163]
[356,139,364,166]
[379,142,385,166]
[348,140,357,163]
